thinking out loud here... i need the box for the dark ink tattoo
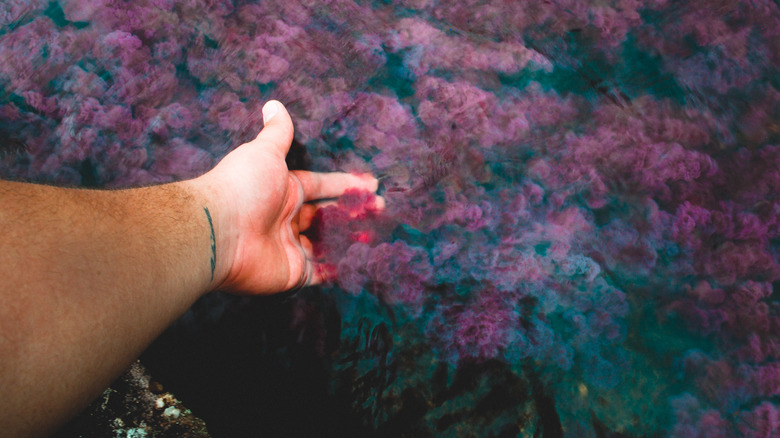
[204,207,216,282]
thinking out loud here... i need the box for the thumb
[252,100,294,159]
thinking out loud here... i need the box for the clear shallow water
[2,1,779,436]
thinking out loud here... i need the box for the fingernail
[263,101,280,123]
[360,173,379,191]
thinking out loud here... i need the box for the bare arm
[0,101,378,436]
[0,180,218,436]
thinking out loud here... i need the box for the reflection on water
[2,1,779,436]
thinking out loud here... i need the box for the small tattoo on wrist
[204,207,216,282]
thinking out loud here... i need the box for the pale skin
[0,101,380,437]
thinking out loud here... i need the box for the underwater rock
[55,361,210,438]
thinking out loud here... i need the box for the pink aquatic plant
[1,0,779,435]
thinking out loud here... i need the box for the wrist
[179,175,238,292]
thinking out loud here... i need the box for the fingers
[299,235,320,286]
[298,236,337,286]
[297,195,385,232]
[251,100,294,159]
[298,203,319,232]
[290,191,385,288]
[287,234,325,289]
[364,195,386,211]
[291,171,379,202]
[252,101,377,200]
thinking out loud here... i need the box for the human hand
[192,100,380,295]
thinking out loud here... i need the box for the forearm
[0,179,228,436]
[0,99,373,436]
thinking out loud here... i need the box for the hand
[194,100,379,295]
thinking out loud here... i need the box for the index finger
[291,171,378,202]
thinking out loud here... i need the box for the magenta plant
[0,0,779,435]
